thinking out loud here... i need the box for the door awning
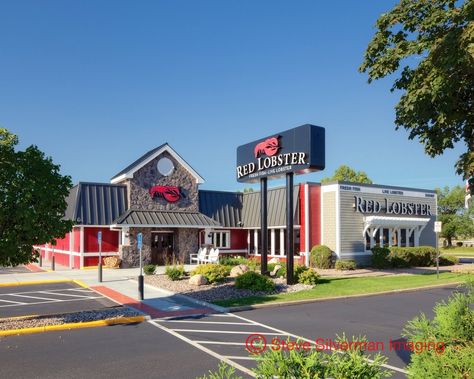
[111,210,221,229]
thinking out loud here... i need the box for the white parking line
[148,319,256,377]
[0,296,104,308]
[7,294,60,302]
[38,291,95,299]
[158,320,252,325]
[0,299,27,305]
[170,329,287,335]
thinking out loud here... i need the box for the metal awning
[111,210,221,228]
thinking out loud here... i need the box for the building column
[69,228,74,269]
[280,229,285,256]
[254,230,259,255]
[270,229,276,256]
[80,227,84,269]
[388,229,393,247]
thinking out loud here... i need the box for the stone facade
[123,151,199,212]
[119,227,199,267]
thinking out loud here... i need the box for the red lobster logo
[254,137,280,158]
[149,186,184,203]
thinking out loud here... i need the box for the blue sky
[0,0,465,192]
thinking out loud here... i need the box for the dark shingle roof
[112,210,220,228]
[199,190,243,228]
[66,182,128,225]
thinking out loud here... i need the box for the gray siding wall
[339,187,437,255]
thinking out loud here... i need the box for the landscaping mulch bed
[144,274,313,303]
[0,307,142,331]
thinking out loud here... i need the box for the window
[211,231,230,249]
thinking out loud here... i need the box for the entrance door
[151,232,174,265]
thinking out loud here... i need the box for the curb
[226,281,465,312]
[0,279,83,288]
[0,315,146,337]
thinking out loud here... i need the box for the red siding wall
[73,228,81,252]
[299,184,306,253]
[309,184,321,248]
[53,233,70,251]
[84,227,119,252]
[231,229,247,249]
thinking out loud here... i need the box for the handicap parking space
[0,282,118,318]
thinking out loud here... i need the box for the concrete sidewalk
[0,263,220,318]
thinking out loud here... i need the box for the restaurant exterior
[37,144,437,268]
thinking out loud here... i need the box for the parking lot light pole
[434,221,442,280]
[137,233,144,300]
[51,244,55,271]
[98,231,103,283]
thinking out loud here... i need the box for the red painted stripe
[25,264,46,272]
[91,286,215,318]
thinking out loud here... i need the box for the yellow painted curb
[0,279,76,287]
[0,315,145,337]
[72,280,89,288]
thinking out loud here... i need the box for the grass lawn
[214,272,471,308]
[441,246,474,256]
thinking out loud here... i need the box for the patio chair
[190,247,208,264]
[206,248,220,264]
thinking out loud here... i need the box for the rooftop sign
[236,124,325,183]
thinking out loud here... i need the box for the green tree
[0,128,73,266]
[360,0,474,179]
[436,185,474,246]
[321,165,373,184]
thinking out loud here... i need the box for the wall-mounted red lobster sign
[254,136,280,158]
[149,185,184,203]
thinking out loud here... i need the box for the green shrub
[247,257,260,271]
[267,262,286,278]
[439,255,459,266]
[387,247,413,268]
[235,271,275,292]
[335,259,358,270]
[293,264,309,281]
[326,334,393,379]
[197,362,243,379]
[310,245,333,269]
[387,246,436,268]
[371,246,391,268]
[403,280,474,378]
[219,256,248,266]
[143,264,156,275]
[165,265,185,281]
[191,264,230,283]
[252,335,392,379]
[297,268,319,285]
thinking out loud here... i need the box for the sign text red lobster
[149,185,183,203]
[254,137,280,158]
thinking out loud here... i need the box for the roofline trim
[110,223,218,229]
[110,144,205,184]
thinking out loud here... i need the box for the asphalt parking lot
[150,284,459,378]
[0,282,118,318]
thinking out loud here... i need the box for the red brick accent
[25,264,46,272]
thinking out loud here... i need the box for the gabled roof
[199,190,243,228]
[111,210,220,228]
[110,143,204,184]
[66,182,128,225]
